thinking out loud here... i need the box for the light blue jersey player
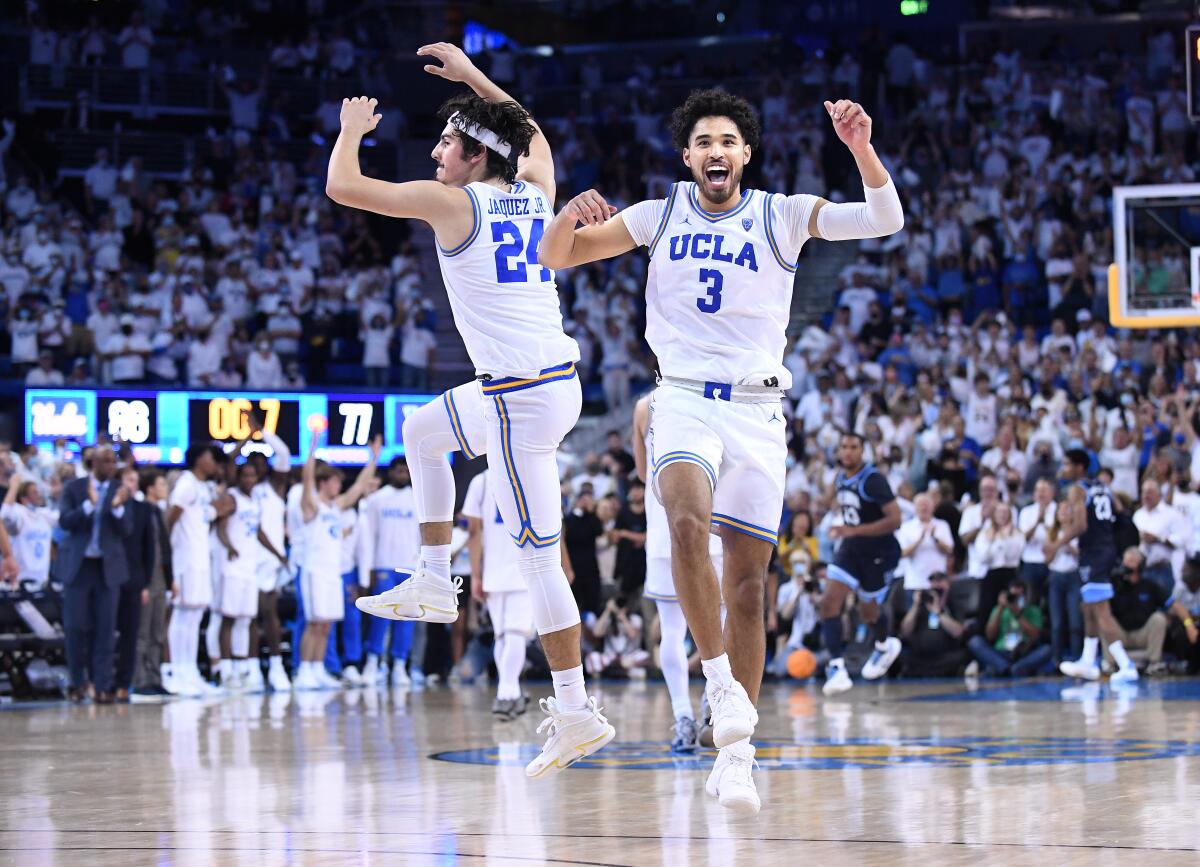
[539,88,904,813]
[326,42,613,776]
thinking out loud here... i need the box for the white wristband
[816,175,904,241]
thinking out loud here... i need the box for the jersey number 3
[696,268,723,313]
[493,219,552,284]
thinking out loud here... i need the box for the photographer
[966,577,1051,677]
[584,594,649,678]
[1108,548,1198,675]
[899,572,970,676]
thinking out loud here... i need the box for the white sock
[205,612,222,664]
[657,602,693,720]
[551,664,588,711]
[1109,640,1134,671]
[1081,636,1099,666]
[495,633,527,701]
[218,659,233,682]
[419,544,452,582]
[701,653,733,687]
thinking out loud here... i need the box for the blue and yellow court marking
[431,736,1200,771]
[906,679,1200,703]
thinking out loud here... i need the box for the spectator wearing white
[362,312,394,387]
[186,326,222,387]
[981,425,1027,482]
[1133,479,1185,593]
[1017,479,1057,603]
[283,249,314,296]
[4,175,36,221]
[897,493,954,597]
[83,148,119,212]
[2,479,59,590]
[38,301,70,357]
[9,305,39,374]
[282,360,307,389]
[246,337,284,389]
[26,350,64,386]
[599,318,633,411]
[964,372,998,448]
[267,301,302,358]
[220,68,268,133]
[398,309,436,391]
[959,475,1016,580]
[977,503,1026,625]
[117,11,154,70]
[101,314,151,384]
[79,15,107,65]
[0,246,30,302]
[1099,426,1140,502]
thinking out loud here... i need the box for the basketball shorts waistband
[478,362,577,395]
[658,374,782,403]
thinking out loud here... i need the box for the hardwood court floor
[2,678,1200,866]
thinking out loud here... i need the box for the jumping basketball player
[633,395,723,753]
[538,90,903,811]
[1055,449,1139,682]
[328,43,613,773]
[821,432,903,696]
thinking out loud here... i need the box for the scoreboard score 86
[25,388,429,466]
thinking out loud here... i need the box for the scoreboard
[24,387,432,467]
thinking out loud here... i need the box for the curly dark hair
[669,88,761,151]
[437,93,536,184]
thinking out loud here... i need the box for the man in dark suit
[113,465,156,701]
[56,444,133,703]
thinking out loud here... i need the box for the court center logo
[432,737,1200,770]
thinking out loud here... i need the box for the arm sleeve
[621,199,668,248]
[260,429,291,473]
[815,175,904,241]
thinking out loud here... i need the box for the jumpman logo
[680,214,691,226]
[768,410,781,423]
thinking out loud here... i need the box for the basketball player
[821,432,903,695]
[1055,449,1139,682]
[165,444,234,696]
[240,416,292,691]
[538,90,903,811]
[632,395,723,753]
[463,465,533,721]
[294,434,381,690]
[2,478,59,590]
[330,42,613,772]
[362,458,421,689]
[214,463,266,689]
[333,475,376,686]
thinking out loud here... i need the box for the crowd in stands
[4,9,1200,697]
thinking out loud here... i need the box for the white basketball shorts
[648,384,786,546]
[221,568,259,618]
[486,589,535,638]
[301,568,344,623]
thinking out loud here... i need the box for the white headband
[448,111,512,159]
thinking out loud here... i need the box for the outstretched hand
[417,42,479,84]
[340,96,381,137]
[823,99,873,154]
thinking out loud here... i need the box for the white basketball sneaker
[316,667,343,690]
[243,662,266,694]
[823,658,853,696]
[705,677,758,749]
[163,668,201,698]
[342,665,365,687]
[1059,659,1100,681]
[355,569,462,624]
[267,658,291,692]
[861,637,902,681]
[705,740,761,814]
[525,697,616,779]
[1109,665,1140,684]
[391,663,411,691]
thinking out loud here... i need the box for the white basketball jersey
[3,504,55,586]
[623,182,818,387]
[462,471,522,593]
[339,506,358,574]
[304,501,342,581]
[434,180,580,378]
[367,484,420,570]
[225,489,263,581]
[252,480,285,561]
[286,483,306,569]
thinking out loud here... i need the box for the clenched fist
[563,189,618,227]
[340,96,382,137]
[823,99,873,155]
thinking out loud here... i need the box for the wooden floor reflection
[2,678,1200,866]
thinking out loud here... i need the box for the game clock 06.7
[186,397,301,451]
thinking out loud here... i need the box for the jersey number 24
[493,219,552,284]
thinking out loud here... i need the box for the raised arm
[326,97,468,229]
[301,435,319,523]
[806,99,904,242]
[417,42,556,202]
[335,434,382,509]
